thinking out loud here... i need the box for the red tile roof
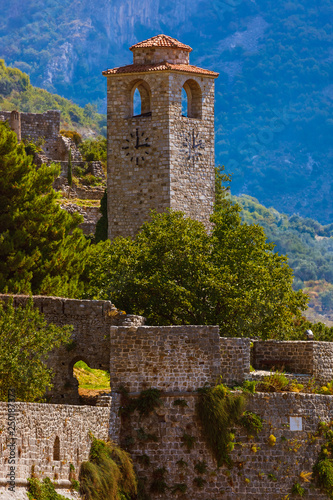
[130,34,192,52]
[102,62,219,78]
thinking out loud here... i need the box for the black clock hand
[136,143,150,148]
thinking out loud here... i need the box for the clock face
[122,127,151,165]
[182,129,205,164]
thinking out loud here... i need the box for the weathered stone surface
[113,392,333,500]
[0,402,109,487]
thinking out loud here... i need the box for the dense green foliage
[79,437,137,500]
[196,383,245,467]
[28,477,71,500]
[237,195,333,287]
[236,194,333,318]
[313,421,333,498]
[0,299,72,402]
[0,60,105,134]
[0,122,88,296]
[82,205,307,339]
[79,137,107,166]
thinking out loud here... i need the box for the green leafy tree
[0,299,72,402]
[0,122,88,296]
[82,203,308,339]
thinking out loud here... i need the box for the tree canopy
[0,299,72,402]
[0,122,88,296]
[82,202,308,339]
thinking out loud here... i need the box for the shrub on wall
[79,437,137,500]
[196,383,245,467]
[27,477,71,500]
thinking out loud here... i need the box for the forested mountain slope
[0,0,332,222]
[0,60,105,135]
[237,195,333,323]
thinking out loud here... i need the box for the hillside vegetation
[0,60,106,136]
[237,195,333,321]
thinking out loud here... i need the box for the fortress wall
[219,337,251,384]
[0,402,109,486]
[253,340,315,374]
[20,110,60,142]
[109,325,221,392]
[313,342,333,383]
[117,391,333,500]
[0,295,131,404]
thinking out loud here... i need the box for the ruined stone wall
[0,294,144,404]
[253,340,314,373]
[0,402,109,489]
[220,337,251,385]
[109,327,251,392]
[110,391,333,500]
[109,325,222,392]
[253,340,333,383]
[313,342,333,384]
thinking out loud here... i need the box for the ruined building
[0,109,105,234]
[103,34,218,239]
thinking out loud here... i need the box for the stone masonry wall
[110,391,333,500]
[0,110,60,146]
[109,325,221,392]
[253,340,315,374]
[106,51,217,239]
[313,342,333,384]
[253,341,333,383]
[0,294,144,404]
[0,402,109,489]
[220,337,251,385]
[169,75,215,228]
[132,47,190,65]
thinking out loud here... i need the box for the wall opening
[182,80,202,119]
[53,436,60,461]
[129,80,152,117]
[73,359,110,406]
[133,88,141,116]
[181,87,188,117]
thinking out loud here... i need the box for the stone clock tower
[103,34,218,240]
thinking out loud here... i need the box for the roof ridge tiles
[102,61,219,78]
[129,34,192,52]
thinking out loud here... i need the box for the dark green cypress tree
[95,189,108,243]
[0,122,88,296]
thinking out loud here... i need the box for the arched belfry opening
[130,80,151,117]
[182,80,202,119]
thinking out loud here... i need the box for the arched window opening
[133,88,141,116]
[130,80,151,117]
[73,360,110,406]
[53,436,60,461]
[181,87,188,117]
[182,80,202,119]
